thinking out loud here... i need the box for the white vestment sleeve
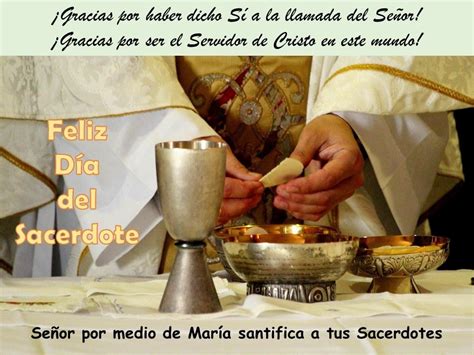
[336,111,448,234]
[307,57,449,234]
[54,107,216,265]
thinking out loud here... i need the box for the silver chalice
[156,140,226,313]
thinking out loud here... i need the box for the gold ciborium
[350,235,449,293]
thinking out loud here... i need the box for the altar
[1,270,472,354]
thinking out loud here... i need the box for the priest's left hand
[199,135,264,225]
[273,114,364,221]
[218,149,263,225]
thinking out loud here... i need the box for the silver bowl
[349,235,449,293]
[214,224,358,303]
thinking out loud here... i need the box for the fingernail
[279,190,289,198]
[249,172,261,178]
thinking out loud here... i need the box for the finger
[287,211,324,222]
[305,159,322,174]
[276,173,364,208]
[218,195,261,224]
[198,135,262,181]
[226,149,261,181]
[224,177,264,198]
[282,149,363,194]
[274,196,327,215]
[279,191,352,221]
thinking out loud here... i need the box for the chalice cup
[155,140,226,314]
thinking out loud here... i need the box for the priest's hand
[218,150,263,225]
[200,136,263,225]
[273,114,364,221]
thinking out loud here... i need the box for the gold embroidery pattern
[0,147,56,195]
[324,64,474,105]
[179,56,311,224]
[187,56,307,170]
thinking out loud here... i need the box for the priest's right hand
[273,114,364,221]
[218,150,264,225]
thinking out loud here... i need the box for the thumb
[305,159,322,174]
[290,127,319,167]
[226,149,261,181]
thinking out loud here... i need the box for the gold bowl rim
[355,235,450,256]
[214,224,357,245]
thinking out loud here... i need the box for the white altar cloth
[0,270,472,354]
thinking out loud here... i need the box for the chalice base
[367,276,421,294]
[247,281,336,303]
[159,241,222,314]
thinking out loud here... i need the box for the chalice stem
[159,241,222,314]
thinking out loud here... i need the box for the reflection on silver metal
[156,140,226,314]
[350,235,450,294]
[215,225,358,303]
[159,242,221,313]
[211,234,244,282]
[247,282,336,302]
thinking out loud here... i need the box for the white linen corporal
[0,271,472,354]
[1,270,472,318]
